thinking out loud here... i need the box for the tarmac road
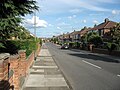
[46,42,120,90]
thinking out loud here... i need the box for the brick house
[71,31,81,42]
[89,18,117,38]
[80,28,91,37]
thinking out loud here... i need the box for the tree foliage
[0,0,39,40]
[87,32,103,46]
[110,23,120,44]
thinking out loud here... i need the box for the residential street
[46,42,120,90]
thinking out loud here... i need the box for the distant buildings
[54,18,118,44]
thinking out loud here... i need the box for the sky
[23,0,120,38]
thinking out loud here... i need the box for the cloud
[57,27,61,29]
[95,0,119,3]
[58,22,70,26]
[83,20,87,23]
[56,18,62,21]
[38,0,111,16]
[93,20,99,24]
[89,13,104,16]
[68,15,77,20]
[68,16,72,19]
[48,24,54,27]
[26,16,48,28]
[60,0,110,11]
[69,9,83,14]
[112,10,120,15]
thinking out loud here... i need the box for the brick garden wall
[0,44,40,90]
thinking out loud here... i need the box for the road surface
[46,42,120,90]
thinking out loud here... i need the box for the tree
[0,0,38,40]
[109,23,120,50]
[110,23,120,43]
[10,26,32,40]
[87,32,103,47]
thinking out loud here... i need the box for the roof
[80,28,91,36]
[92,21,116,30]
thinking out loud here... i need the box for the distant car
[61,44,69,49]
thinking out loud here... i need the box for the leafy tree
[106,42,117,54]
[109,23,120,50]
[87,32,103,47]
[0,0,38,40]
[110,23,120,43]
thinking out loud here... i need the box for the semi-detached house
[89,18,117,39]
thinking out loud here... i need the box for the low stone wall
[92,48,120,57]
[0,44,40,90]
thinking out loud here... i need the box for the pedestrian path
[22,44,70,90]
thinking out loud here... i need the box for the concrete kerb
[51,53,73,90]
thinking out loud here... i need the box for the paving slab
[24,87,69,90]
[22,45,70,90]
[25,74,68,87]
[25,75,45,87]
[32,66,58,69]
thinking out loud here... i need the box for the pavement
[22,43,71,90]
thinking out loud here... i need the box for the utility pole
[34,2,37,60]
[34,10,36,41]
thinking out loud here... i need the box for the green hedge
[0,40,40,57]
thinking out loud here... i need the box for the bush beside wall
[0,40,40,57]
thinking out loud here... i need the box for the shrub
[69,42,74,48]
[88,35,103,47]
[107,42,117,51]
[0,40,39,57]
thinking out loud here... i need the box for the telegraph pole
[34,2,37,60]
[34,10,36,41]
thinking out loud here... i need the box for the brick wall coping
[0,53,10,62]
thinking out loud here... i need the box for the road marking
[82,60,102,69]
[117,75,120,77]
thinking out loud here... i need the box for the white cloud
[26,16,48,28]
[68,15,77,20]
[48,24,53,27]
[69,9,82,14]
[38,0,111,16]
[89,13,104,16]
[95,0,118,3]
[57,22,70,28]
[56,18,62,21]
[73,15,76,18]
[57,27,61,29]
[112,10,120,15]
[68,16,72,19]
[59,0,110,11]
[83,20,87,23]
[93,20,99,24]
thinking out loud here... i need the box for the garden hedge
[0,40,40,57]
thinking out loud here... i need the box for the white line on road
[117,75,120,77]
[82,60,102,69]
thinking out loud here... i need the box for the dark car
[61,44,69,49]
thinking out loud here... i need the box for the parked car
[61,44,69,49]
